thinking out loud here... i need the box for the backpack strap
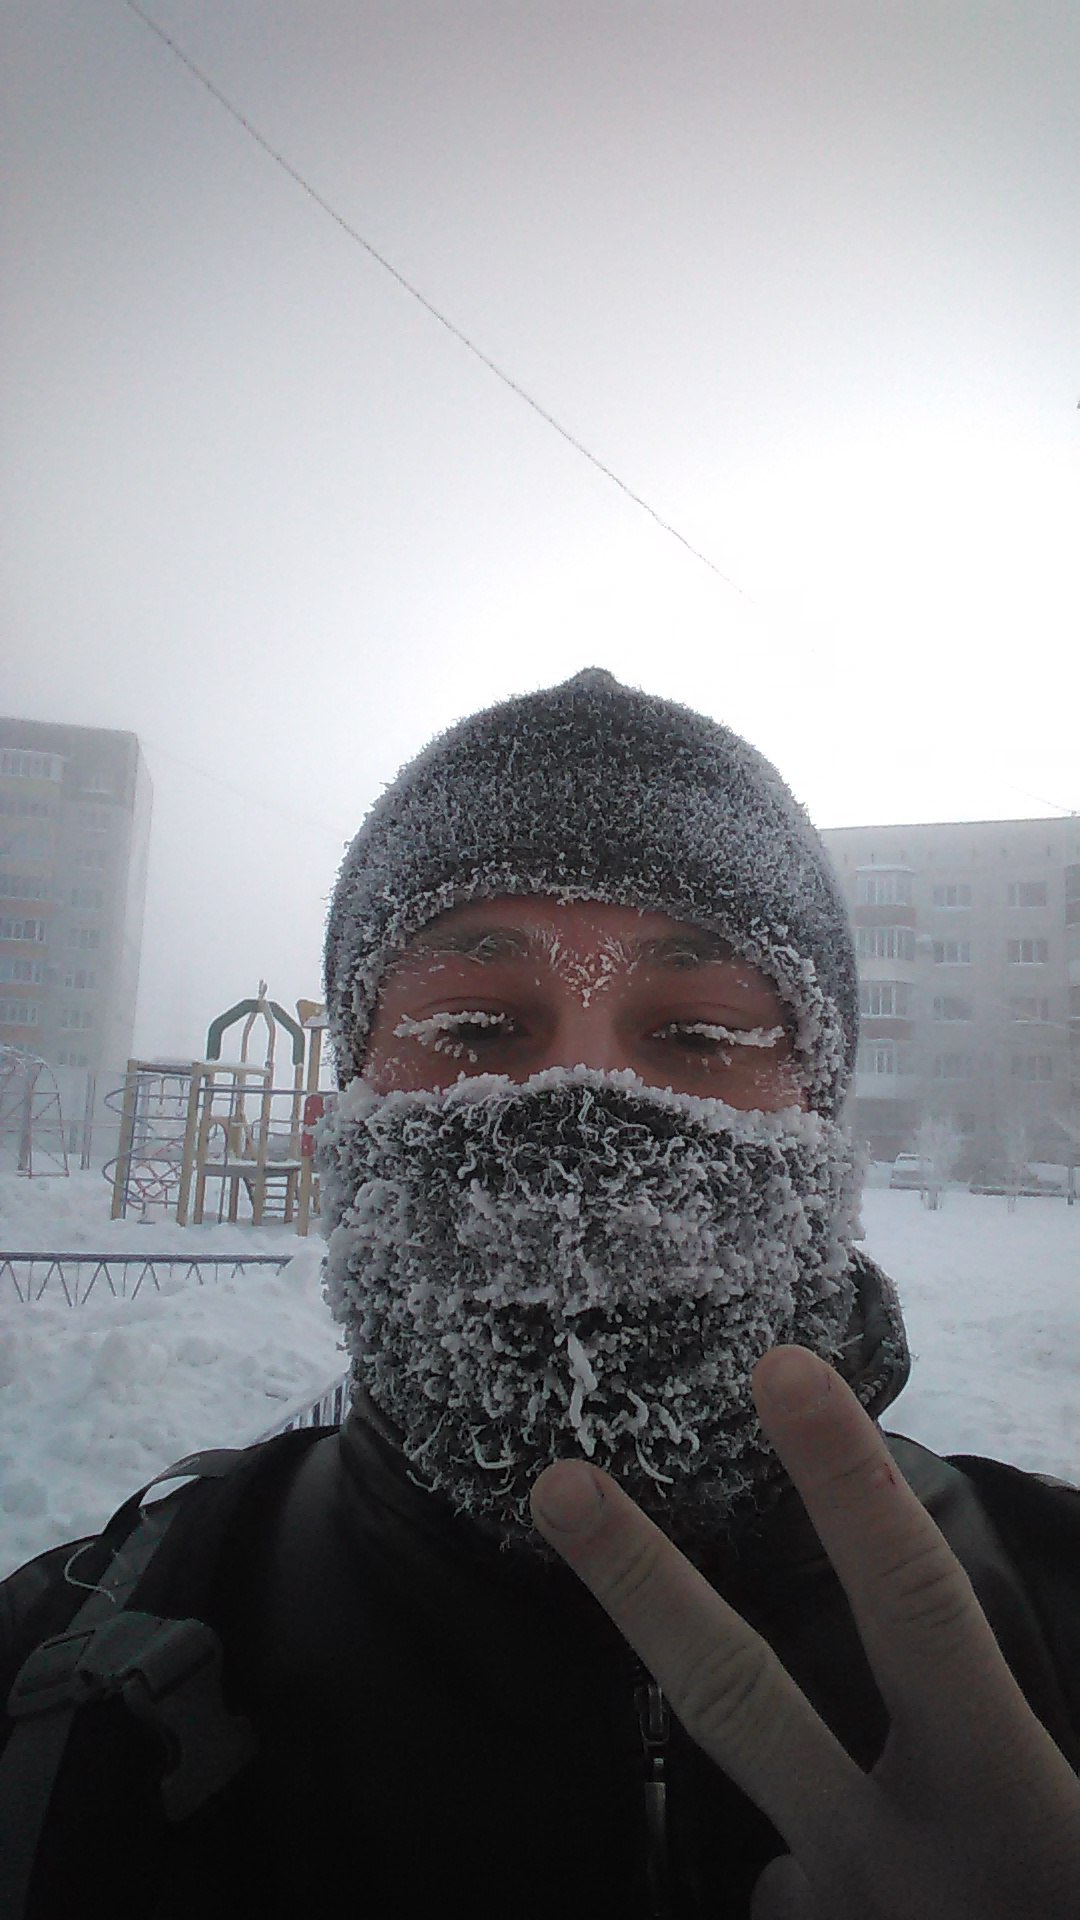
[0,1447,259,1920]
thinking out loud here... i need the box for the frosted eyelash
[662,1022,785,1050]
[393,1010,508,1063]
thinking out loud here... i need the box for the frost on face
[392,1010,511,1064]
[320,1064,861,1562]
[655,1021,786,1056]
[323,675,860,1117]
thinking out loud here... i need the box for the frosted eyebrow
[631,934,736,969]
[403,927,736,968]
[405,927,536,963]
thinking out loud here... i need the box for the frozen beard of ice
[320,1066,861,1562]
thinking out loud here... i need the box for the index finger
[529,1443,866,1865]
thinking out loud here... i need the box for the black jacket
[3,1253,1080,1919]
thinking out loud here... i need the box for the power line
[994,780,1078,819]
[120,0,749,601]
[110,4,1080,839]
[140,737,349,846]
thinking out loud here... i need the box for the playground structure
[0,1045,70,1179]
[105,1060,193,1218]
[108,988,331,1233]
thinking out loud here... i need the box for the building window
[1007,881,1048,909]
[0,794,56,819]
[0,998,40,1026]
[56,1047,90,1067]
[856,873,913,906]
[856,926,916,961]
[62,968,97,990]
[858,1042,895,1074]
[1007,939,1049,965]
[0,957,42,984]
[931,883,972,909]
[7,828,52,861]
[0,875,50,901]
[78,847,109,871]
[859,982,911,1018]
[59,1007,94,1031]
[1010,1054,1053,1081]
[1009,996,1050,1023]
[0,749,62,781]
[857,1041,914,1075]
[69,886,104,910]
[0,916,46,943]
[67,926,101,951]
[77,806,112,833]
[932,995,972,1021]
[81,766,113,796]
[932,940,972,964]
[933,1054,974,1080]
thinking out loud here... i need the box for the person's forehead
[399,896,778,992]
[410,896,709,951]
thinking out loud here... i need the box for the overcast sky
[3,0,1078,1061]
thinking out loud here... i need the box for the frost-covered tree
[912,1113,964,1210]
[1000,1112,1035,1212]
[1051,1100,1080,1154]
[1049,1098,1080,1206]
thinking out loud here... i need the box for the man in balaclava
[3,672,1077,1920]
[319,669,910,1564]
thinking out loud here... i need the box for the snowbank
[0,1173,343,1577]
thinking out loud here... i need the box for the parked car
[889,1154,931,1190]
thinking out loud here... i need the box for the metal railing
[1,1250,295,1306]
[253,1372,352,1440]
[0,1248,351,1439]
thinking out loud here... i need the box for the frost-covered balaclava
[320,671,870,1560]
[325,669,857,1110]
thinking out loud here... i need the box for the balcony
[858,1016,914,1041]
[852,903,918,929]
[857,952,918,984]
[854,1071,921,1104]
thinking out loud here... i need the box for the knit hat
[324,670,859,1115]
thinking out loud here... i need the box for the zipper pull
[634,1668,672,1919]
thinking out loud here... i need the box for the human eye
[655,1020,785,1057]
[393,1010,515,1063]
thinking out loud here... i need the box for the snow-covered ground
[854,1183,1078,1486]
[0,1171,343,1580]
[0,1167,1076,1581]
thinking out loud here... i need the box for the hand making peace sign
[530,1345,1080,1920]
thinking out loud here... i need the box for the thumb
[751,1854,819,1920]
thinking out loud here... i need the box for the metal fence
[0,1250,295,1306]
[0,1247,352,1437]
[253,1372,352,1440]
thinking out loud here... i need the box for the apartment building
[0,720,152,1074]
[820,816,1080,1173]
